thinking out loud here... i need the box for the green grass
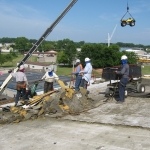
[56,66,73,76]
[56,66,102,77]
[1,54,37,67]
[141,66,150,75]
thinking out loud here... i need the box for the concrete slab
[0,118,150,150]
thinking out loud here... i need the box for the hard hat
[85,57,90,62]
[45,66,52,72]
[19,65,25,70]
[121,55,128,60]
[76,59,80,63]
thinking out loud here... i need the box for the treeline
[0,37,139,68]
[0,37,150,51]
[57,43,137,68]
[0,37,16,43]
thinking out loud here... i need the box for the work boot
[14,103,18,107]
[74,90,80,94]
[116,101,124,104]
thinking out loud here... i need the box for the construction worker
[115,55,129,103]
[42,67,59,93]
[11,65,28,106]
[72,59,83,92]
[80,57,92,89]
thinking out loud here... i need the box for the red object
[19,69,25,72]
[51,87,54,91]
[87,82,90,86]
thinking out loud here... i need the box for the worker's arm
[79,66,88,74]
[53,73,59,80]
[41,73,46,80]
[24,74,28,85]
[72,66,80,75]
[115,66,126,75]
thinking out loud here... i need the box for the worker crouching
[42,67,59,93]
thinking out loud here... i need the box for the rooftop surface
[1,70,150,149]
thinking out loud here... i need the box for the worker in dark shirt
[115,55,129,103]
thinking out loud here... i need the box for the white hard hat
[85,57,90,62]
[19,65,25,70]
[121,55,128,60]
[76,59,80,63]
[45,66,52,72]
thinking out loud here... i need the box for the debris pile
[0,80,100,124]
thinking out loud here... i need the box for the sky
[0,0,150,45]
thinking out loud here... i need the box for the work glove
[79,71,84,74]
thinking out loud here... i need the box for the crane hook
[127,0,129,11]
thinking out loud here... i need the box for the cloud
[0,1,46,20]
[0,1,23,17]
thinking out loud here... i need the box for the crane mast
[107,24,117,47]
[0,0,78,95]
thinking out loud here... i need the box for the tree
[0,37,16,43]
[5,54,13,63]
[64,42,77,65]
[55,39,77,64]
[78,44,137,68]
[0,54,6,66]
[15,37,32,53]
[57,51,68,65]
[43,43,54,51]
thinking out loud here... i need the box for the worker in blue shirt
[72,59,83,92]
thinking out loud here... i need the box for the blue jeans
[75,75,82,91]
[119,78,128,102]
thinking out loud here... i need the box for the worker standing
[42,67,59,93]
[80,57,92,89]
[72,59,83,92]
[11,65,28,106]
[115,55,129,103]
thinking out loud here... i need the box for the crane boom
[108,24,117,47]
[0,0,78,95]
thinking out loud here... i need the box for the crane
[107,24,117,47]
[0,0,78,95]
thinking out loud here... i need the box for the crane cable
[121,1,135,21]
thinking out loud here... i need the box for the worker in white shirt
[11,65,28,106]
[80,57,92,89]
[42,67,59,93]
